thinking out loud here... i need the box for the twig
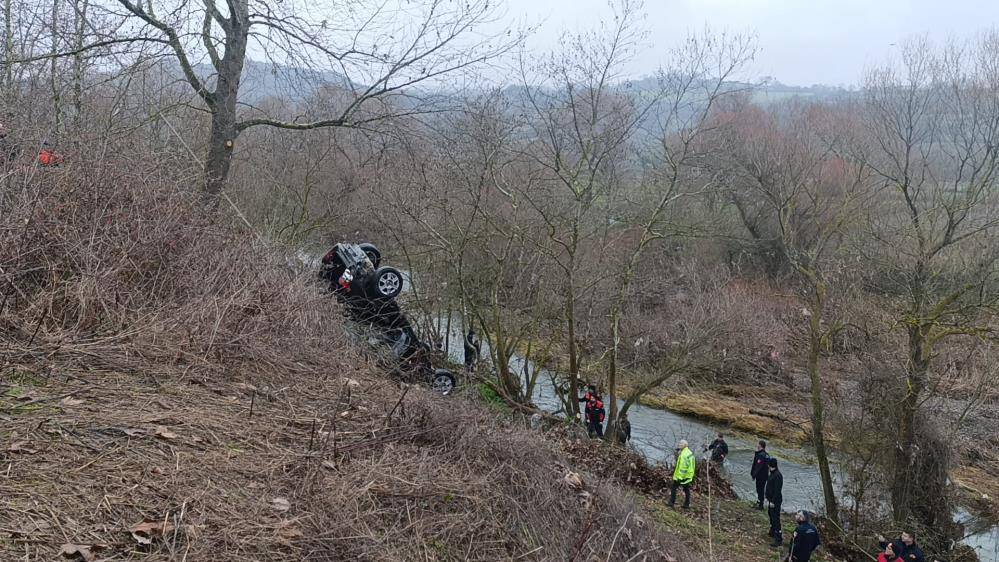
[569,509,597,562]
[1,390,82,411]
[606,511,633,562]
[385,386,410,426]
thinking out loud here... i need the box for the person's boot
[755,502,764,510]
[770,532,783,547]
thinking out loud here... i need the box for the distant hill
[180,60,353,104]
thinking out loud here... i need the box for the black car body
[320,242,456,395]
[320,242,404,301]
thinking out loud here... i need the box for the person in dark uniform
[878,531,925,562]
[706,432,729,464]
[765,457,784,547]
[463,328,480,373]
[617,412,632,443]
[751,440,770,510]
[788,510,821,561]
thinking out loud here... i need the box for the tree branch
[10,36,167,63]
[116,0,215,107]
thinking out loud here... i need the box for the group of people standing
[749,439,822,561]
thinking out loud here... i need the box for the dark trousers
[586,419,604,438]
[768,503,782,543]
[669,480,691,508]
[755,478,767,507]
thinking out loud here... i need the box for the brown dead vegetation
[0,164,696,561]
[637,391,811,445]
[561,436,736,500]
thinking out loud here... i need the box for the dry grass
[1,163,697,561]
[638,391,811,445]
[0,366,698,561]
[1,161,344,382]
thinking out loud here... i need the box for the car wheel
[371,266,403,299]
[359,243,381,268]
[431,370,456,396]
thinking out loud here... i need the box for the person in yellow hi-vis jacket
[668,439,696,509]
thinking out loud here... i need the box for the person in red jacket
[585,393,605,438]
[38,142,63,166]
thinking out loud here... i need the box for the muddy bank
[637,388,812,446]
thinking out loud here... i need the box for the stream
[431,318,999,561]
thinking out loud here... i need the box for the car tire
[370,266,403,299]
[359,243,381,268]
[431,369,457,396]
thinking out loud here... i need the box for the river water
[432,319,999,561]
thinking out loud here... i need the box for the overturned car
[320,242,457,395]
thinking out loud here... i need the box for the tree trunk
[565,254,580,418]
[807,281,840,527]
[50,0,62,137]
[71,0,87,128]
[203,0,248,198]
[606,311,621,441]
[892,324,929,522]
[204,109,236,198]
[2,0,13,100]
[892,262,929,523]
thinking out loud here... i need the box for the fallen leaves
[153,426,178,440]
[270,497,291,512]
[275,519,303,544]
[130,519,175,545]
[59,396,84,407]
[58,543,106,561]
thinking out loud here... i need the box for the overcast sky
[502,0,999,86]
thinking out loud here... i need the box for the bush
[0,158,351,378]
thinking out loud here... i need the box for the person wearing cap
[788,510,821,561]
[668,439,696,508]
[751,440,770,510]
[765,457,784,546]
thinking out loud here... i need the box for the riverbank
[636,385,813,446]
[557,435,841,562]
[955,466,999,518]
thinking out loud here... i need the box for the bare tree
[515,0,649,418]
[717,100,875,527]
[858,34,999,528]
[603,29,756,443]
[85,0,518,198]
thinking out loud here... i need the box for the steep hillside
[0,164,699,561]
